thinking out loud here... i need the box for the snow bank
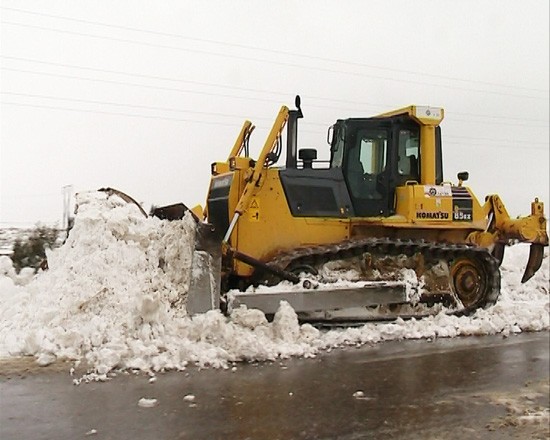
[0,191,548,378]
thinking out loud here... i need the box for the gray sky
[1,0,548,227]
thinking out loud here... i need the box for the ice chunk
[138,398,158,408]
[36,353,56,367]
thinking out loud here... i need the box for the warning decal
[424,185,452,197]
[249,198,260,222]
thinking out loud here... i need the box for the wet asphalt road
[1,332,548,440]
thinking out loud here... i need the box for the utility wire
[0,91,290,124]
[0,221,59,226]
[3,67,549,128]
[2,5,548,94]
[0,100,329,134]
[444,136,548,148]
[2,100,548,150]
[446,134,548,145]
[444,140,548,151]
[1,192,60,199]
[0,101,245,127]
[2,55,549,125]
[1,20,546,101]
[0,66,420,116]
[0,55,385,110]
[2,90,547,131]
[1,67,292,106]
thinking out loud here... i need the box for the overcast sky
[1,0,548,227]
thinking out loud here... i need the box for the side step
[228,284,408,322]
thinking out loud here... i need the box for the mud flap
[186,223,222,315]
[521,243,544,283]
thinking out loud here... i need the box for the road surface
[1,332,548,440]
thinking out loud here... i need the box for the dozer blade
[151,202,222,315]
[152,202,200,222]
[521,243,545,283]
[99,191,222,315]
[228,283,408,322]
[99,187,148,217]
[186,222,222,315]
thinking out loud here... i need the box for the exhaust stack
[285,95,303,169]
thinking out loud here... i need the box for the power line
[2,20,547,101]
[0,55,388,111]
[0,66,415,117]
[3,91,548,134]
[0,91,287,124]
[2,5,548,94]
[3,66,549,129]
[446,134,548,146]
[1,67,292,106]
[2,100,548,150]
[444,140,548,151]
[0,100,325,135]
[1,55,287,100]
[2,55,549,126]
[0,101,247,127]
[449,117,547,129]
[0,221,59,226]
[0,192,60,199]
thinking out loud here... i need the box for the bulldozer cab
[329,115,443,217]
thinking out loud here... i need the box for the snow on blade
[0,190,548,378]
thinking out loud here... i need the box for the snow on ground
[0,191,548,380]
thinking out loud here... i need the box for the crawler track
[265,238,501,315]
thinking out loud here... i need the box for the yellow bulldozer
[146,96,548,323]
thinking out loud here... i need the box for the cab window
[397,128,420,182]
[346,129,388,200]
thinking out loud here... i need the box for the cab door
[343,121,392,217]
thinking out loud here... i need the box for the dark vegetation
[11,226,60,273]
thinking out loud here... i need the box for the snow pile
[0,256,35,286]
[0,191,548,378]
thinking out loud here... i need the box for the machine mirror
[457,171,469,181]
[295,95,301,109]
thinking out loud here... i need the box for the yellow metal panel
[212,162,230,175]
[233,169,350,276]
[230,157,252,170]
[394,186,416,219]
[235,106,289,215]
[420,125,436,185]
[231,177,491,276]
[390,183,488,230]
[228,120,253,159]
[375,105,444,126]
[412,184,454,221]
